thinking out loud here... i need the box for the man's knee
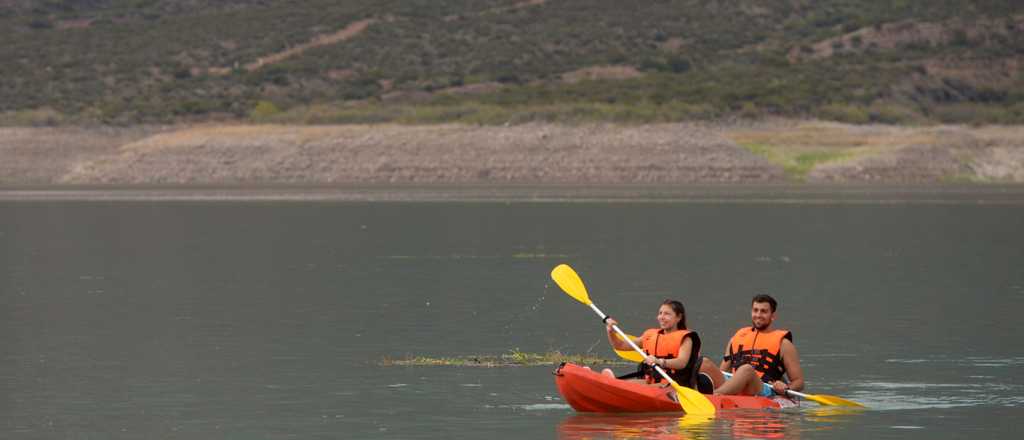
[734,364,755,375]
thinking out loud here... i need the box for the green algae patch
[380,350,629,367]
[726,122,923,181]
[738,141,854,181]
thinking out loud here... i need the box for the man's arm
[775,338,804,393]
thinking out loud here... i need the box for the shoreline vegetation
[2,121,1023,189]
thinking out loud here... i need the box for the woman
[601,299,703,389]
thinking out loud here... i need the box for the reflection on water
[557,408,859,440]
[558,414,700,440]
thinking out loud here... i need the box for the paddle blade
[671,382,717,416]
[614,334,644,363]
[551,264,592,305]
[615,349,643,363]
[807,394,866,408]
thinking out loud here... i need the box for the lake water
[1,186,1021,439]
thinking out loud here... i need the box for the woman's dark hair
[662,299,687,330]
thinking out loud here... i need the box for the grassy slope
[2,0,1023,125]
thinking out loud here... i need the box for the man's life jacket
[724,327,792,383]
[631,328,701,387]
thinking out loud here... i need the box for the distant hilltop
[1,1,1022,126]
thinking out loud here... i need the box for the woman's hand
[604,318,618,333]
[644,355,660,367]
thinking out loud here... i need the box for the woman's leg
[699,357,725,389]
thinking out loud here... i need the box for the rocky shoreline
[2,121,1022,187]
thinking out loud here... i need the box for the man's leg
[713,364,764,395]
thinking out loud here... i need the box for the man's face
[751,301,775,330]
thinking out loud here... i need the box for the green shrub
[28,19,52,29]
[931,103,1017,125]
[0,107,65,126]
[667,56,692,73]
[868,102,923,124]
[738,101,761,119]
[819,103,870,124]
[174,100,217,116]
[249,100,282,121]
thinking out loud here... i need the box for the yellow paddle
[722,372,864,407]
[550,264,716,416]
[786,389,865,407]
[607,324,865,408]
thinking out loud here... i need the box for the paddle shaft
[722,371,816,400]
[586,303,682,389]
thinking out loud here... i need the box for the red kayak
[555,363,796,413]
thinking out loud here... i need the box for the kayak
[554,363,797,413]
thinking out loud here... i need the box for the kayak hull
[554,362,796,413]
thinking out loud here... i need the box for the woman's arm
[718,340,732,371]
[604,318,636,351]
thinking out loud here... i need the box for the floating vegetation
[380,349,629,367]
[511,253,571,259]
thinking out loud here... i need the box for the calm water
[1,187,1022,439]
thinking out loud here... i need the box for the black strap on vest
[726,332,791,383]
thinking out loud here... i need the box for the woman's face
[657,304,681,330]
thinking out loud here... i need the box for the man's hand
[771,380,790,395]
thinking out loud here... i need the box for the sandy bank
[1,122,1022,186]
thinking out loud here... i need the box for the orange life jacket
[636,328,701,386]
[725,327,792,383]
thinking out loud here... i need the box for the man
[700,294,804,397]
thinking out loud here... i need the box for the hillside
[2,0,1023,125]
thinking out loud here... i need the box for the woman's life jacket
[634,328,702,387]
[724,327,792,383]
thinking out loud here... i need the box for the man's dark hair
[752,294,778,313]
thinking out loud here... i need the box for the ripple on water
[847,381,1024,410]
[518,403,573,411]
[485,403,571,411]
[886,356,1024,367]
